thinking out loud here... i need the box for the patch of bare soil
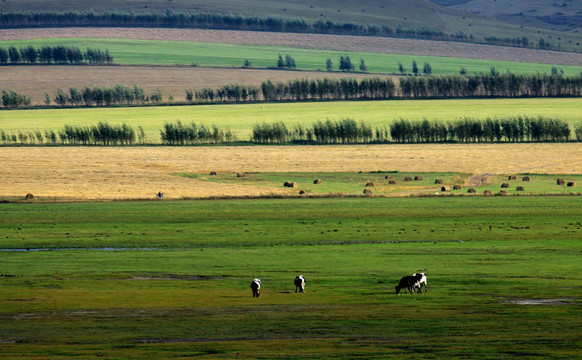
[2,28,581,66]
[467,173,493,187]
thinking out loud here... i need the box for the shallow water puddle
[0,248,160,252]
[502,298,575,305]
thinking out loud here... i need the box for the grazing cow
[294,275,306,293]
[250,278,261,297]
[412,272,428,293]
[395,275,418,295]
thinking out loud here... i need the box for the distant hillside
[0,0,474,31]
[1,0,581,52]
[430,0,582,32]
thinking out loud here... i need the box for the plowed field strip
[0,65,375,103]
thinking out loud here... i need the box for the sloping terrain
[0,0,467,29]
[432,0,582,32]
[2,0,581,51]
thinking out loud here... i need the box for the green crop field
[1,98,581,141]
[1,38,580,75]
[0,197,581,359]
[181,171,582,197]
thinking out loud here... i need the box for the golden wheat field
[2,144,581,200]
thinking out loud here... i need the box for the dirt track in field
[0,65,376,104]
[2,143,581,200]
[2,27,582,66]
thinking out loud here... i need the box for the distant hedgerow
[0,116,575,146]
[0,10,560,50]
[0,45,112,65]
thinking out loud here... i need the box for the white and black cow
[412,272,428,293]
[395,275,418,295]
[294,275,306,293]
[250,278,261,297]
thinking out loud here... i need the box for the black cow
[294,275,306,293]
[250,278,261,297]
[395,275,419,295]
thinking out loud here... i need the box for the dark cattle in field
[294,275,306,293]
[395,275,418,295]
[250,278,261,297]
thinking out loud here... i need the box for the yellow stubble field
[2,143,581,200]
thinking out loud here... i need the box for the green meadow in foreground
[1,98,581,141]
[0,197,580,359]
[1,38,580,75]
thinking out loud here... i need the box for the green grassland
[1,98,581,141]
[2,38,581,75]
[182,172,582,197]
[2,0,581,50]
[0,197,581,358]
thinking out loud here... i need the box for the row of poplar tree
[2,73,580,109]
[52,85,163,107]
[2,85,163,108]
[252,116,576,144]
[0,45,113,65]
[191,73,582,103]
[0,10,558,50]
[0,123,139,146]
[2,117,581,146]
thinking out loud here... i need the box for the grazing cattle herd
[251,272,427,297]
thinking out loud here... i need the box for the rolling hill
[431,0,582,32]
[1,0,581,52]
